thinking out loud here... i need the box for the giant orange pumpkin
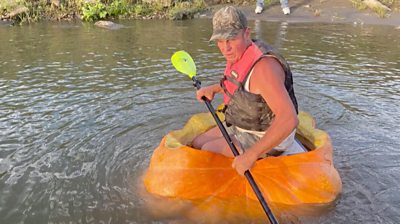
[143,111,342,222]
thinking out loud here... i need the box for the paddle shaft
[192,77,279,224]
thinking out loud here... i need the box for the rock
[94,20,124,30]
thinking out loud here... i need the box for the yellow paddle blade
[171,51,196,78]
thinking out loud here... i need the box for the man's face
[216,28,250,64]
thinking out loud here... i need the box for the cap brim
[209,33,223,41]
[209,30,240,42]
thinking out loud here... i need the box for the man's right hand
[196,84,221,102]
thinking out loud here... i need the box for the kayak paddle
[171,50,279,224]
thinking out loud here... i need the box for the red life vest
[220,40,298,131]
[222,43,263,105]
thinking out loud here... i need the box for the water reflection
[0,20,399,223]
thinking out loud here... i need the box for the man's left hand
[232,150,258,176]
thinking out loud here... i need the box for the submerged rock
[94,20,124,30]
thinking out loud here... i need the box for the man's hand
[196,84,221,102]
[232,150,259,176]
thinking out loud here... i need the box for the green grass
[1,0,399,24]
[351,0,397,17]
[168,0,207,20]
[0,0,209,24]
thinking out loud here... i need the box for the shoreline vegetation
[0,0,208,24]
[0,0,399,25]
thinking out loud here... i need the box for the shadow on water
[0,19,399,223]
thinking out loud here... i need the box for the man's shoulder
[252,56,286,82]
[257,56,282,69]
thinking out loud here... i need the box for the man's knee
[191,127,221,149]
[192,135,206,149]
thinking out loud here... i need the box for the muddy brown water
[0,19,399,223]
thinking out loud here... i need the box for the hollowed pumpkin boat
[143,111,342,220]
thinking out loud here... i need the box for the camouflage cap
[209,6,248,41]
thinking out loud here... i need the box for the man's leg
[192,125,242,157]
[201,136,243,158]
[255,0,264,14]
[191,126,222,149]
[280,0,290,15]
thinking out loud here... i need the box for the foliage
[81,0,136,21]
[6,0,43,24]
[108,0,130,17]
[81,0,165,21]
[0,0,82,23]
[380,0,395,6]
[0,0,18,12]
[168,0,207,20]
[81,1,108,21]
[133,4,153,16]
[2,0,204,23]
[1,0,399,24]
[351,0,368,10]
[351,0,395,17]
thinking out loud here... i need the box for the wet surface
[0,20,399,223]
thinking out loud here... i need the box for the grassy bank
[351,0,399,17]
[1,0,399,24]
[0,0,207,24]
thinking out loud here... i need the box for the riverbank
[1,0,399,27]
[0,0,207,25]
[203,0,400,27]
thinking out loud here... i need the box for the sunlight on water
[0,20,399,223]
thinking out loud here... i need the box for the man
[192,6,302,176]
[255,0,291,15]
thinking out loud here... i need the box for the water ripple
[0,20,399,223]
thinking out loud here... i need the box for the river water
[0,19,399,223]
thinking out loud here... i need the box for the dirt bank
[203,0,400,27]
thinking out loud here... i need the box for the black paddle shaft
[192,77,279,224]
